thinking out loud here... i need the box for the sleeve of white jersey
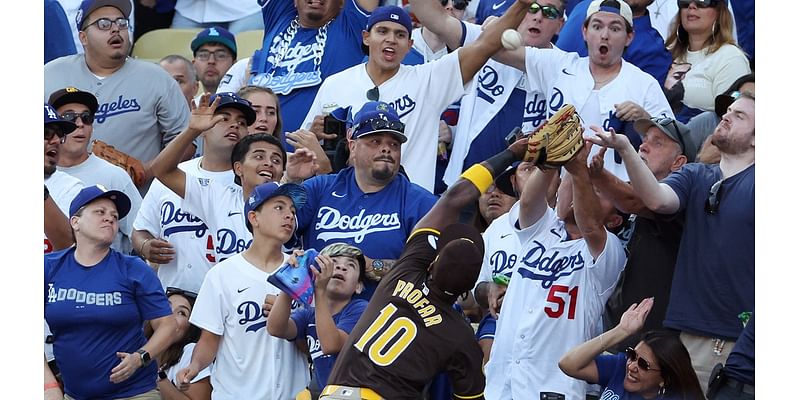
[133,179,166,236]
[587,231,627,297]
[189,270,227,335]
[419,51,468,110]
[216,58,250,94]
[523,47,570,94]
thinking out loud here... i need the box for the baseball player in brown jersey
[320,132,533,400]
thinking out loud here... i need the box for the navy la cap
[244,182,307,232]
[191,26,237,59]
[69,184,132,219]
[351,101,407,143]
[211,92,256,126]
[44,103,77,135]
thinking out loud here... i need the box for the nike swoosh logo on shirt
[561,68,574,76]
[228,211,241,217]
[237,287,249,293]
[492,0,507,10]
[501,234,512,239]
[332,191,346,198]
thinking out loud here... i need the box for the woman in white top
[663,0,750,123]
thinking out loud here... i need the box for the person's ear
[355,281,363,295]
[233,160,243,178]
[606,213,623,230]
[70,215,80,231]
[247,210,258,230]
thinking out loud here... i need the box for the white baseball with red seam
[501,29,523,51]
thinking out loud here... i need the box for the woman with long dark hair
[559,298,705,399]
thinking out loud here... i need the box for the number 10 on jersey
[353,303,418,366]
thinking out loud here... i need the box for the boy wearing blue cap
[301,0,539,193]
[176,181,311,399]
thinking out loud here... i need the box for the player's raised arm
[563,142,609,259]
[150,94,223,198]
[457,0,532,84]
[414,137,529,233]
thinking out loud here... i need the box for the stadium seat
[131,28,202,63]
[235,30,265,59]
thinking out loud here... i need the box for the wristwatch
[371,259,385,272]
[136,349,152,367]
[158,369,169,381]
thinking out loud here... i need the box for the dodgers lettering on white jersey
[190,253,308,399]
[300,51,468,192]
[182,176,252,262]
[484,204,626,400]
[133,158,233,292]
[523,48,673,181]
[474,210,523,297]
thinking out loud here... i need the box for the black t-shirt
[604,214,684,352]
[327,229,485,399]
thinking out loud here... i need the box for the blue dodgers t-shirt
[661,163,754,340]
[45,248,172,400]
[295,167,437,299]
[290,299,368,389]
[253,0,370,137]
[556,0,671,85]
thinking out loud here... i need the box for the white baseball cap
[585,0,633,28]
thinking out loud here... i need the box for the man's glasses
[44,126,67,143]
[625,347,660,371]
[678,0,718,9]
[84,17,129,31]
[61,111,94,125]
[166,287,198,302]
[528,2,563,19]
[705,179,723,215]
[652,116,687,154]
[196,49,233,62]
[441,0,469,11]
[355,117,406,134]
[366,86,380,101]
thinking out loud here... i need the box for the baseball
[501,29,523,51]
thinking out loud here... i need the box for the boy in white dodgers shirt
[176,181,310,399]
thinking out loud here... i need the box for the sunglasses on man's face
[61,111,94,125]
[440,0,468,10]
[625,347,661,372]
[44,126,67,143]
[166,287,198,302]
[678,0,718,9]
[528,2,562,19]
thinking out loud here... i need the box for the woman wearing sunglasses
[559,298,705,399]
[146,287,212,400]
[663,0,750,124]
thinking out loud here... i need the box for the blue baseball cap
[69,184,132,219]
[244,182,307,232]
[76,0,132,31]
[363,6,413,54]
[351,101,407,143]
[191,26,237,59]
[210,92,256,126]
[44,103,77,135]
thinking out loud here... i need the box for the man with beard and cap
[495,0,673,182]
[290,101,437,301]
[319,134,533,400]
[588,92,754,392]
[44,0,190,191]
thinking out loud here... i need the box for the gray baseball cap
[634,116,695,162]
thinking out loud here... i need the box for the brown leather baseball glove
[91,140,147,187]
[523,104,584,168]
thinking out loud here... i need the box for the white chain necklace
[266,16,331,79]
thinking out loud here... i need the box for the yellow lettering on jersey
[423,314,442,327]
[418,304,437,318]
[412,297,430,309]
[406,289,423,304]
[392,280,414,299]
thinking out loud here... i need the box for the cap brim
[47,120,78,135]
[217,103,256,126]
[49,91,99,114]
[274,183,307,211]
[358,129,407,143]
[633,118,658,136]
[494,165,518,197]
